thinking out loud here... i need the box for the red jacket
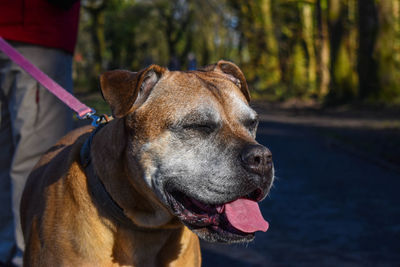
[0,0,80,54]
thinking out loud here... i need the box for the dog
[20,60,274,266]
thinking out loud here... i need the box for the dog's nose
[240,144,272,177]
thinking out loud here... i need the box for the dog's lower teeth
[216,205,225,214]
[196,215,219,226]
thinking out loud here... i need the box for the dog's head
[100,60,274,243]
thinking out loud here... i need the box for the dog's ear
[100,65,166,118]
[201,60,250,102]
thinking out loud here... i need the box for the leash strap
[85,163,136,228]
[0,37,94,119]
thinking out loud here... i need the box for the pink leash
[0,37,98,122]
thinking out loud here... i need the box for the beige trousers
[0,43,73,266]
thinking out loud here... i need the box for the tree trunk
[91,9,106,73]
[83,0,107,90]
[357,0,379,100]
[327,0,358,103]
[301,2,317,96]
[260,0,281,88]
[316,0,330,98]
[373,0,400,102]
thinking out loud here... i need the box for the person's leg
[0,50,18,266]
[6,44,73,266]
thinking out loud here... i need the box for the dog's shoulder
[21,126,94,227]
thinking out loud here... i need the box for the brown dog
[20,60,274,266]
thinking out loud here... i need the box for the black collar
[80,123,135,228]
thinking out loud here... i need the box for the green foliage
[74,0,400,105]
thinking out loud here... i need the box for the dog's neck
[80,121,138,228]
[89,118,181,230]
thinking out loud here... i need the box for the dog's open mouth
[165,189,269,242]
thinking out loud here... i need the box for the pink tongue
[224,198,269,233]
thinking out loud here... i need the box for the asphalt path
[201,115,400,266]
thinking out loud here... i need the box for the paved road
[201,116,400,266]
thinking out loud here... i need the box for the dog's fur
[20,60,273,266]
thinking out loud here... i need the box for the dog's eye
[244,119,258,132]
[183,122,217,134]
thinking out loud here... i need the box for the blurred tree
[229,0,281,94]
[300,1,317,96]
[73,0,400,105]
[374,0,400,102]
[155,0,193,69]
[105,0,161,70]
[357,0,379,101]
[82,0,107,77]
[274,1,309,98]
[316,0,330,98]
[326,0,358,104]
[357,0,400,103]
